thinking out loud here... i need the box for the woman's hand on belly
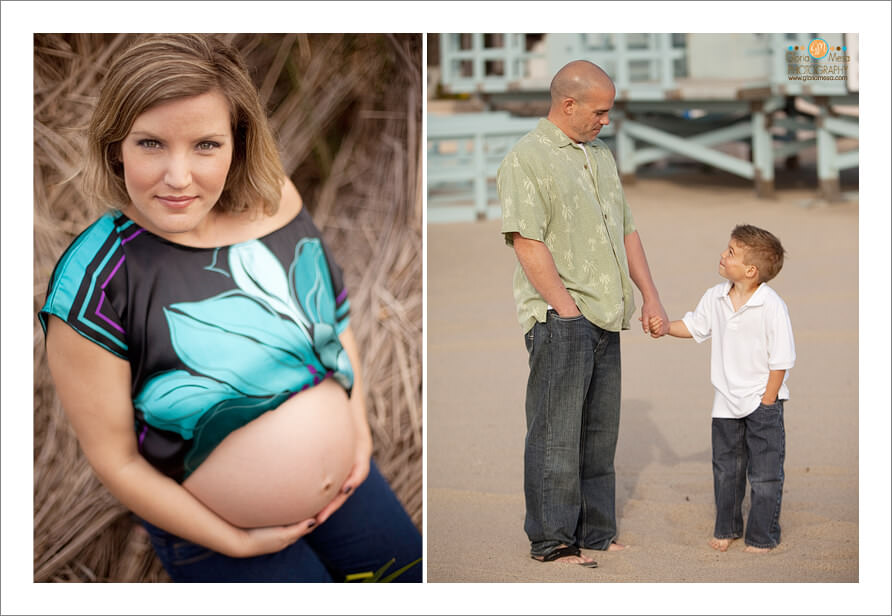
[234,517,319,558]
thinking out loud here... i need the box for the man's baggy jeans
[523,310,621,558]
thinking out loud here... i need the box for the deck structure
[429,33,858,222]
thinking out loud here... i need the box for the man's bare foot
[540,553,598,565]
[708,537,734,552]
[532,545,598,567]
[743,545,772,554]
[606,541,628,552]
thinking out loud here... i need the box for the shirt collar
[721,280,768,308]
[535,118,601,150]
[749,282,768,306]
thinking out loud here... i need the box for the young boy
[652,224,795,553]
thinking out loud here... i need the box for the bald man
[497,60,668,566]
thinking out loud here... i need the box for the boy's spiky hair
[731,224,786,282]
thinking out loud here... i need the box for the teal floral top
[40,208,352,481]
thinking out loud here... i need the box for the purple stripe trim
[138,424,148,449]
[102,255,125,289]
[336,288,348,304]
[95,294,125,334]
[121,228,145,245]
[95,253,127,333]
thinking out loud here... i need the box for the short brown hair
[731,224,786,282]
[82,34,284,215]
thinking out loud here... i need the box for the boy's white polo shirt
[683,281,796,419]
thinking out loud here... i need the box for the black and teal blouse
[39,208,353,482]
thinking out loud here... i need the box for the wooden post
[751,100,775,198]
[473,133,487,220]
[783,96,800,170]
[815,96,841,201]
[615,104,636,185]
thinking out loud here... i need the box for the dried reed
[33,33,422,583]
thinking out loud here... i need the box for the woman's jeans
[712,400,786,549]
[523,311,621,557]
[142,459,421,582]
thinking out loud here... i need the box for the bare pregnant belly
[183,378,356,528]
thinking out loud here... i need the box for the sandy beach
[426,167,869,599]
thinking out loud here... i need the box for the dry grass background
[33,33,422,582]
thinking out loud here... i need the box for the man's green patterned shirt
[498,118,636,334]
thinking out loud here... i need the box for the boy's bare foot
[607,541,628,552]
[708,537,734,552]
[743,545,772,554]
[532,545,598,567]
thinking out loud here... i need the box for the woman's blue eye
[134,139,221,151]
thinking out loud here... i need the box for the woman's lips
[157,195,196,209]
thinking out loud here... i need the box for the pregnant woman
[39,34,421,582]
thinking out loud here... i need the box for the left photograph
[33,33,422,583]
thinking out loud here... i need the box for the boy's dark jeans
[523,311,622,557]
[711,400,786,549]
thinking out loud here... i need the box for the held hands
[640,301,669,339]
[644,316,666,337]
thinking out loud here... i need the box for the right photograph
[426,33,859,583]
